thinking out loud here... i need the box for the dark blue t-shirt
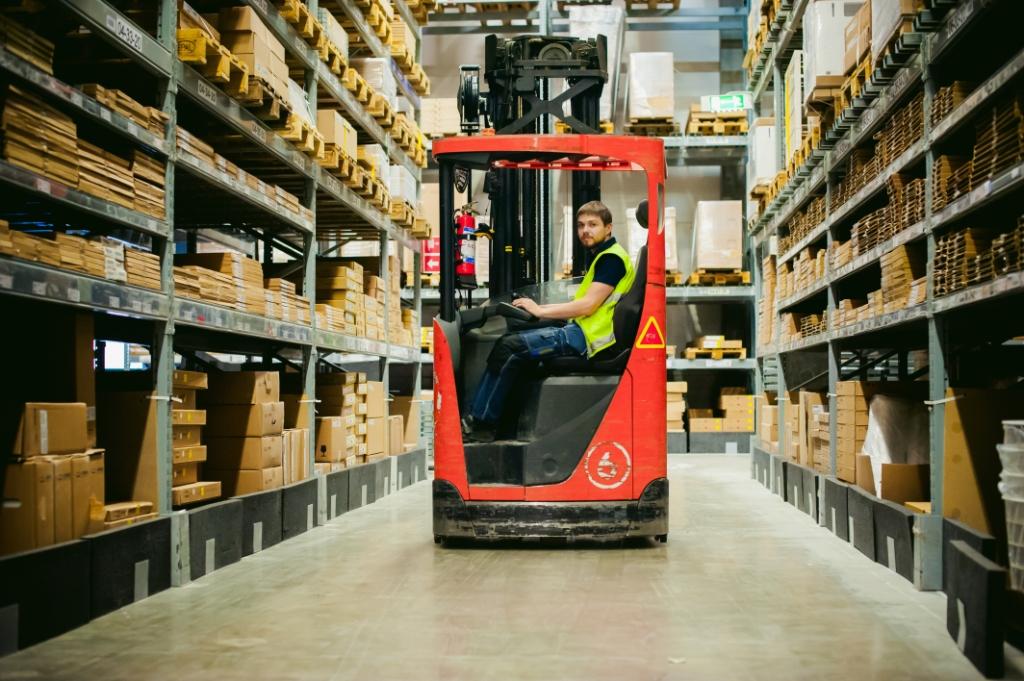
[590,237,626,287]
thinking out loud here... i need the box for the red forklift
[430,35,668,542]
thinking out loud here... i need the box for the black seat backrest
[604,244,647,357]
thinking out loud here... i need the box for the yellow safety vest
[573,241,635,357]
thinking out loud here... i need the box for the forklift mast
[456,35,608,300]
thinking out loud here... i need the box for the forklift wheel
[656,534,668,544]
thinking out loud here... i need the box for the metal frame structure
[0,0,425,517]
[747,0,1024,591]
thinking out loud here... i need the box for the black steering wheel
[495,302,536,322]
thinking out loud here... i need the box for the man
[463,200,635,441]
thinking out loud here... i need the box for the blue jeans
[469,322,588,425]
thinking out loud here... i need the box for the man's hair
[576,201,613,227]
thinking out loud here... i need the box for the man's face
[577,213,612,249]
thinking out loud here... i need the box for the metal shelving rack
[0,0,424,518]
[746,0,1024,591]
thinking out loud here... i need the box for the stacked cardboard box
[758,394,779,448]
[171,370,222,506]
[844,0,871,74]
[667,381,687,432]
[363,380,387,463]
[282,427,310,485]
[176,252,265,315]
[720,388,755,432]
[357,144,390,185]
[688,408,721,433]
[387,414,405,456]
[810,406,831,473]
[797,390,827,467]
[206,371,286,496]
[1,84,79,187]
[315,372,360,469]
[131,151,166,218]
[352,58,397,108]
[79,84,168,137]
[0,403,107,555]
[389,394,421,451]
[317,109,359,161]
[880,244,926,312]
[317,260,365,335]
[176,126,216,164]
[0,14,55,75]
[784,391,800,461]
[835,381,872,483]
[420,98,460,138]
[363,272,386,341]
[78,140,134,209]
[125,248,161,291]
[218,6,288,95]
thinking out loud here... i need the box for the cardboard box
[47,456,73,544]
[316,109,358,159]
[207,402,285,437]
[172,425,202,447]
[388,415,404,455]
[798,391,827,466]
[14,402,88,456]
[784,50,803,163]
[627,52,674,119]
[366,416,386,455]
[208,466,283,496]
[667,381,688,395]
[844,0,871,74]
[207,371,280,405]
[97,392,160,511]
[171,409,206,426]
[173,369,208,389]
[722,417,755,433]
[103,501,153,522]
[0,459,54,554]
[206,435,284,469]
[389,396,421,446]
[366,381,386,418]
[871,0,916,65]
[173,444,207,465]
[315,416,347,463]
[690,418,724,433]
[71,451,100,538]
[172,481,221,506]
[749,118,779,186]
[173,388,198,409]
[691,201,742,272]
[173,461,200,486]
[282,393,313,430]
[855,454,930,503]
[720,393,754,411]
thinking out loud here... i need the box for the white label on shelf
[0,274,11,289]
[196,79,219,108]
[34,177,51,194]
[109,295,120,308]
[68,286,81,303]
[100,108,112,122]
[244,119,267,145]
[708,359,734,368]
[106,12,144,54]
[31,280,45,296]
[131,299,142,312]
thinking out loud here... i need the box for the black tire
[656,534,668,544]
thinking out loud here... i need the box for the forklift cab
[431,134,668,542]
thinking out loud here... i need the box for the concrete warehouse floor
[1,455,1022,681]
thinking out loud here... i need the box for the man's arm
[511,283,614,320]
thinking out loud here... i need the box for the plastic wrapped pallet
[318,8,349,58]
[627,52,674,120]
[352,58,397,107]
[286,78,313,124]
[358,144,390,184]
[690,201,742,272]
[803,1,862,101]
[871,0,917,66]
[862,393,929,497]
[627,206,677,272]
[748,117,778,186]
[844,0,871,74]
[389,164,416,205]
[568,5,625,122]
[784,50,803,163]
[421,98,460,137]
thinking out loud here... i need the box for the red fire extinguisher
[455,203,478,289]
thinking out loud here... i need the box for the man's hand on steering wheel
[512,297,542,318]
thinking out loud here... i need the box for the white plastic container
[1008,519,1024,546]
[999,472,1024,500]
[1004,420,1024,445]
[1008,541,1024,590]
[998,444,1024,475]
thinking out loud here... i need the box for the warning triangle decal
[635,316,666,349]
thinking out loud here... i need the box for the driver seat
[541,243,648,376]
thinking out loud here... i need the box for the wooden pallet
[367,93,395,129]
[276,0,325,49]
[391,43,415,73]
[687,269,751,286]
[344,163,367,191]
[625,117,680,137]
[411,216,431,239]
[685,108,748,136]
[321,40,348,76]
[241,77,291,124]
[684,347,747,360]
[318,144,357,181]
[665,270,684,286]
[342,68,371,103]
[281,114,325,158]
[553,119,615,134]
[389,199,416,228]
[177,29,250,98]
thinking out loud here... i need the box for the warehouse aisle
[0,456,1019,681]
